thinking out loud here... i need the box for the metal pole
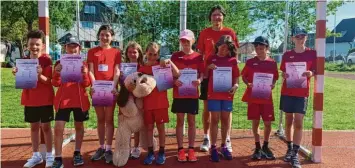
[333,12,336,62]
[77,0,80,42]
[180,0,187,136]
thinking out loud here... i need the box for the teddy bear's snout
[140,77,147,84]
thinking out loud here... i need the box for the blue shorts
[280,95,308,114]
[208,100,233,112]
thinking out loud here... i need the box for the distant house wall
[325,42,352,57]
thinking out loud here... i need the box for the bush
[325,63,355,72]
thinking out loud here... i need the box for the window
[84,41,91,48]
[84,5,96,14]
[112,41,119,47]
[81,21,93,29]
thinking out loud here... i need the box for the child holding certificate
[138,42,179,165]
[51,36,90,167]
[171,29,203,162]
[241,36,279,161]
[87,25,121,164]
[205,35,239,162]
[12,30,55,168]
[280,28,316,168]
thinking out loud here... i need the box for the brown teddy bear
[113,72,157,167]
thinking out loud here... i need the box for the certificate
[251,73,273,99]
[178,69,197,96]
[60,54,83,83]
[15,59,38,89]
[213,67,232,92]
[152,64,174,91]
[120,63,137,82]
[286,62,307,88]
[92,80,115,106]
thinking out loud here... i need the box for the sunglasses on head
[295,35,306,39]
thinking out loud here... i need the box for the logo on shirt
[179,57,183,59]
[290,56,294,59]
[212,59,217,62]
[94,53,101,57]
[253,63,258,66]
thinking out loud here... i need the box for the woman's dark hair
[214,35,237,58]
[97,24,115,40]
[208,5,226,22]
[27,30,45,42]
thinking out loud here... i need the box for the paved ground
[2,129,355,168]
[325,71,355,80]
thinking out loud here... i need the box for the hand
[282,72,289,79]
[247,83,253,88]
[160,59,170,67]
[271,84,275,90]
[12,67,18,76]
[81,65,88,74]
[174,80,183,87]
[208,64,217,70]
[192,79,201,87]
[302,71,313,77]
[37,66,43,76]
[229,84,239,95]
[90,88,95,95]
[55,64,62,73]
[111,88,119,96]
[126,82,136,92]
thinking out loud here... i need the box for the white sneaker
[45,155,54,168]
[226,139,233,152]
[131,147,141,159]
[23,154,43,168]
[200,138,210,152]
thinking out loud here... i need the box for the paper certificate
[152,64,174,91]
[60,54,83,83]
[251,73,273,99]
[15,59,38,89]
[120,63,137,82]
[286,62,307,88]
[178,69,197,96]
[92,80,114,106]
[213,67,232,92]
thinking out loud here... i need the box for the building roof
[326,18,355,43]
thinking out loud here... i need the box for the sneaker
[290,152,302,168]
[45,155,54,168]
[23,154,43,168]
[187,149,198,162]
[104,150,113,164]
[251,148,262,160]
[91,148,105,161]
[220,146,233,160]
[284,148,293,162]
[130,147,141,159]
[73,153,84,166]
[226,140,233,152]
[210,148,220,162]
[143,152,155,165]
[200,138,210,152]
[156,152,166,165]
[51,159,63,168]
[177,149,187,162]
[261,146,276,160]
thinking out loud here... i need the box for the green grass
[1,67,354,130]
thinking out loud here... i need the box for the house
[56,1,123,50]
[326,18,355,57]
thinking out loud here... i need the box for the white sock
[46,152,53,157]
[226,136,231,142]
[106,145,112,151]
[100,145,105,149]
[33,152,41,157]
[204,134,209,140]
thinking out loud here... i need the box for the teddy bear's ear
[117,84,129,107]
[138,72,143,77]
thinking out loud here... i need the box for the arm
[112,64,121,95]
[169,60,180,78]
[52,63,62,87]
[88,63,96,82]
[38,65,52,85]
[80,64,91,88]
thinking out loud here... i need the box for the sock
[159,146,165,154]
[46,152,53,157]
[255,142,261,149]
[287,141,293,150]
[204,134,209,140]
[106,145,112,151]
[178,147,183,151]
[148,147,154,154]
[55,157,62,161]
[74,151,80,155]
[189,146,194,149]
[263,141,269,148]
[100,145,105,149]
[226,135,231,142]
[293,144,300,154]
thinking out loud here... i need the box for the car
[347,52,355,66]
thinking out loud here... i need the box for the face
[27,38,44,58]
[180,38,193,50]
[254,43,268,56]
[211,10,224,26]
[146,47,159,62]
[127,47,139,62]
[99,30,113,46]
[217,44,230,57]
[292,34,307,47]
[65,44,80,54]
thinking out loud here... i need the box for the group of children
[14,20,314,168]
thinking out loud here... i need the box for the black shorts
[280,95,308,114]
[24,105,54,123]
[199,78,209,100]
[171,98,199,115]
[55,108,89,122]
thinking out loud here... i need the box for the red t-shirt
[87,46,121,81]
[138,62,169,110]
[21,54,54,106]
[241,57,279,104]
[207,55,240,101]
[171,51,204,99]
[197,27,240,62]
[280,49,317,97]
